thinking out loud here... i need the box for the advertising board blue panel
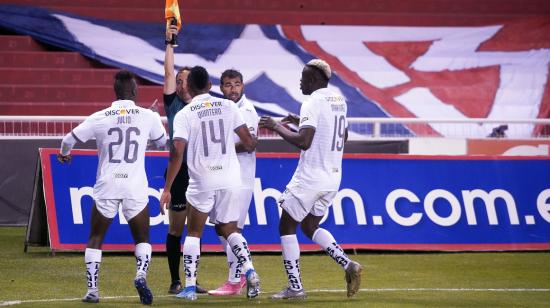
[40,149,550,251]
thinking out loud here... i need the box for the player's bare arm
[235,125,257,153]
[163,24,178,95]
[160,138,186,214]
[345,128,349,142]
[235,131,257,153]
[58,130,81,163]
[281,113,300,126]
[259,116,315,150]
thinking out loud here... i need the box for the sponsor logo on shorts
[114,173,128,178]
[170,203,187,210]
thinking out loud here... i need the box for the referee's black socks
[166,233,182,283]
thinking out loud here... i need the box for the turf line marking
[0,295,145,306]
[313,288,550,293]
[2,288,549,306]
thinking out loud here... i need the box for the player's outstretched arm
[281,113,300,126]
[160,138,186,214]
[163,24,178,95]
[345,127,349,142]
[259,116,314,150]
[58,117,94,163]
[57,132,78,163]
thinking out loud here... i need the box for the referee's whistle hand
[159,191,171,215]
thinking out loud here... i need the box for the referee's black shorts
[164,161,189,212]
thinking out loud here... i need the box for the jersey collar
[112,100,136,108]
[192,93,211,101]
[310,87,329,96]
[236,94,247,108]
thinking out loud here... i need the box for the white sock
[226,232,254,275]
[182,236,201,288]
[135,242,152,279]
[281,234,302,291]
[84,248,102,294]
[312,228,351,269]
[219,235,240,283]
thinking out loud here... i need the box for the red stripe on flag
[282,25,439,136]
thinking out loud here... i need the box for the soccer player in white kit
[209,69,259,296]
[160,66,261,301]
[57,70,167,305]
[259,59,364,299]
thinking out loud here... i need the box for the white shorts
[208,188,253,229]
[187,188,240,224]
[94,198,148,221]
[278,187,337,222]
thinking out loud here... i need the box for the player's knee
[168,221,185,236]
[217,222,238,238]
[214,224,223,236]
[300,224,317,239]
[278,222,296,236]
[168,228,183,237]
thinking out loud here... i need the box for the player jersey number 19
[107,126,140,163]
[331,115,345,152]
[201,119,226,157]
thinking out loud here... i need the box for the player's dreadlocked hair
[114,70,137,100]
[187,66,210,92]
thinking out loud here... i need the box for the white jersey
[173,93,246,193]
[287,88,347,191]
[71,100,167,200]
[233,94,259,189]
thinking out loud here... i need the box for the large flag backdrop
[1,4,549,137]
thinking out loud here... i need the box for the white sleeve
[60,133,78,155]
[232,103,246,132]
[172,110,188,141]
[149,112,167,148]
[71,116,96,143]
[247,105,259,138]
[298,99,318,130]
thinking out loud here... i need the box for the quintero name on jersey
[190,101,222,111]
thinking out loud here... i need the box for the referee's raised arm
[164,24,178,95]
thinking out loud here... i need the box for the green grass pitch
[0,227,549,307]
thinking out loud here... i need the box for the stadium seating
[0,0,548,25]
[0,34,162,116]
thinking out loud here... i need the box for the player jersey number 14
[201,119,226,157]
